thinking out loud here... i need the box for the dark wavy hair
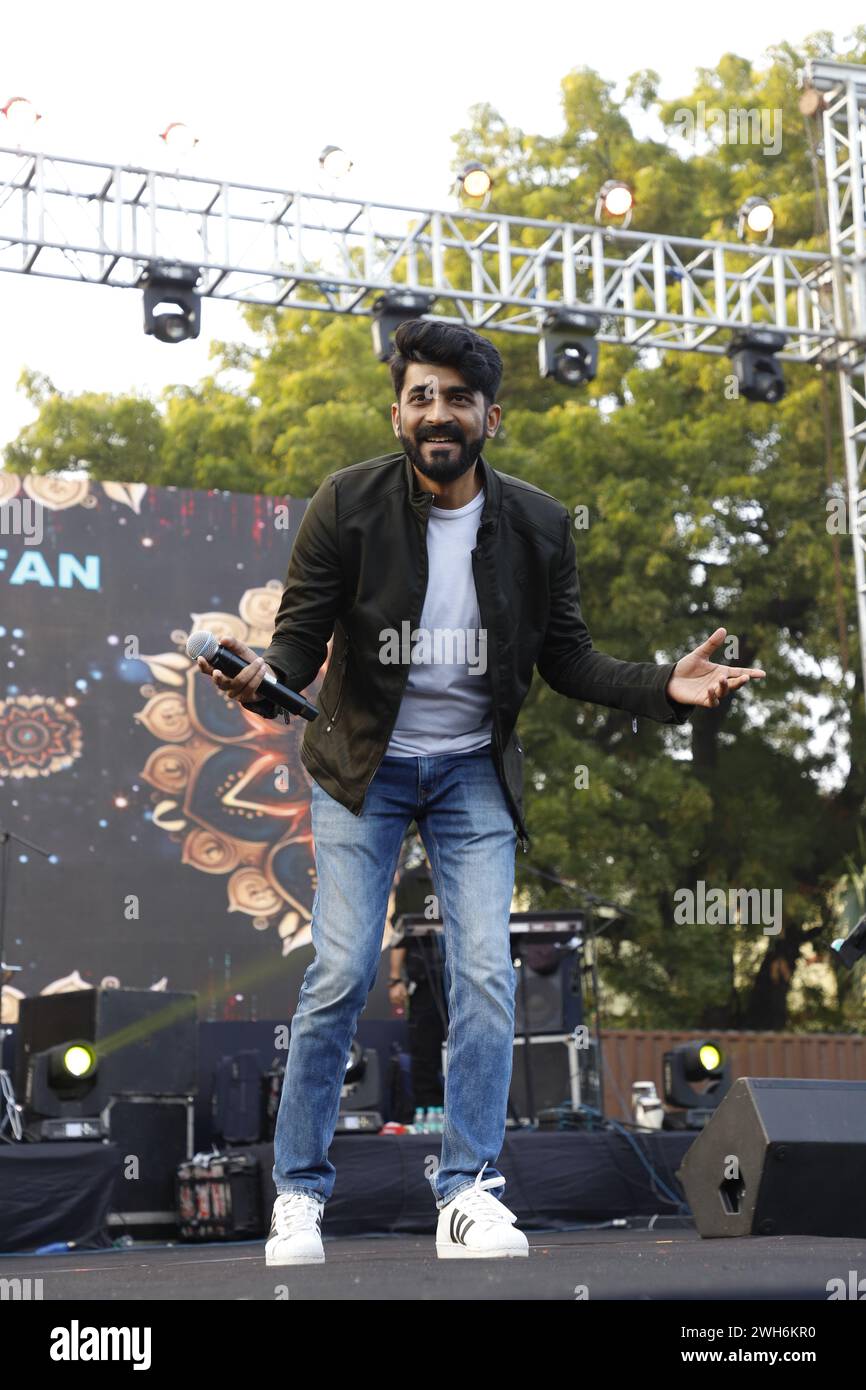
[388,319,503,410]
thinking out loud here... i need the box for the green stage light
[63,1044,96,1078]
[699,1043,722,1072]
[47,1040,98,1087]
[663,1040,731,1127]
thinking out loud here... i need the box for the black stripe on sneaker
[450,1208,461,1243]
[457,1214,475,1244]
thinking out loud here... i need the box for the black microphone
[186,630,319,722]
[831,915,866,969]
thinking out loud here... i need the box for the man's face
[391,362,500,484]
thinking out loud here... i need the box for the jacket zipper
[514,737,529,852]
[475,538,530,854]
[324,641,349,733]
[495,723,530,854]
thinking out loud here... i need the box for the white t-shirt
[385,487,493,756]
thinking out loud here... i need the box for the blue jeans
[272,745,517,1209]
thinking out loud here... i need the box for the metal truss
[0,55,865,696]
[807,59,866,704]
[0,143,858,363]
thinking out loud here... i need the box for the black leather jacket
[250,450,691,852]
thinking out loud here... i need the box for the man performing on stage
[195,319,764,1264]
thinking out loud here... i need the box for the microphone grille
[186,630,218,662]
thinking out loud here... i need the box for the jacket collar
[403,450,502,532]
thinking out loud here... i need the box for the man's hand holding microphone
[195,634,276,707]
[187,630,319,721]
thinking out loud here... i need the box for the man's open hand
[195,632,276,706]
[666,627,765,709]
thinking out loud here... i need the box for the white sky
[1,0,863,448]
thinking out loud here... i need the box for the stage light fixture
[141,260,202,344]
[538,307,601,386]
[370,289,435,362]
[24,1039,104,1139]
[159,122,199,154]
[1,96,42,135]
[344,1039,366,1086]
[662,1040,731,1128]
[698,1043,722,1072]
[798,85,825,118]
[737,195,774,244]
[319,145,353,180]
[595,180,634,227]
[458,161,493,201]
[728,328,786,403]
[335,1039,382,1130]
[52,1042,98,1085]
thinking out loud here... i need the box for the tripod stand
[0,821,53,1143]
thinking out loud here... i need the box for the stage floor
[4,1225,865,1300]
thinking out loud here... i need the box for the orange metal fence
[598,1028,866,1121]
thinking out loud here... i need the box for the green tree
[5,368,165,480]
[5,30,866,1031]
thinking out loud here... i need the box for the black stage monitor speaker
[442,1034,599,1121]
[677,1076,866,1238]
[513,954,583,1035]
[107,1096,194,1231]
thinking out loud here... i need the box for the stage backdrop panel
[0,471,381,1022]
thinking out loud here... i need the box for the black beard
[398,427,483,484]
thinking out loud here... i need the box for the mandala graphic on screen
[0,695,83,778]
[134,584,325,957]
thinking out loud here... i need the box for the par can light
[738,195,774,243]
[459,162,493,200]
[596,180,634,225]
[319,145,353,180]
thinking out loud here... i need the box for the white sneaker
[265,1192,325,1266]
[435,1162,529,1259]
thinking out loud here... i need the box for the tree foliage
[6,29,866,1029]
